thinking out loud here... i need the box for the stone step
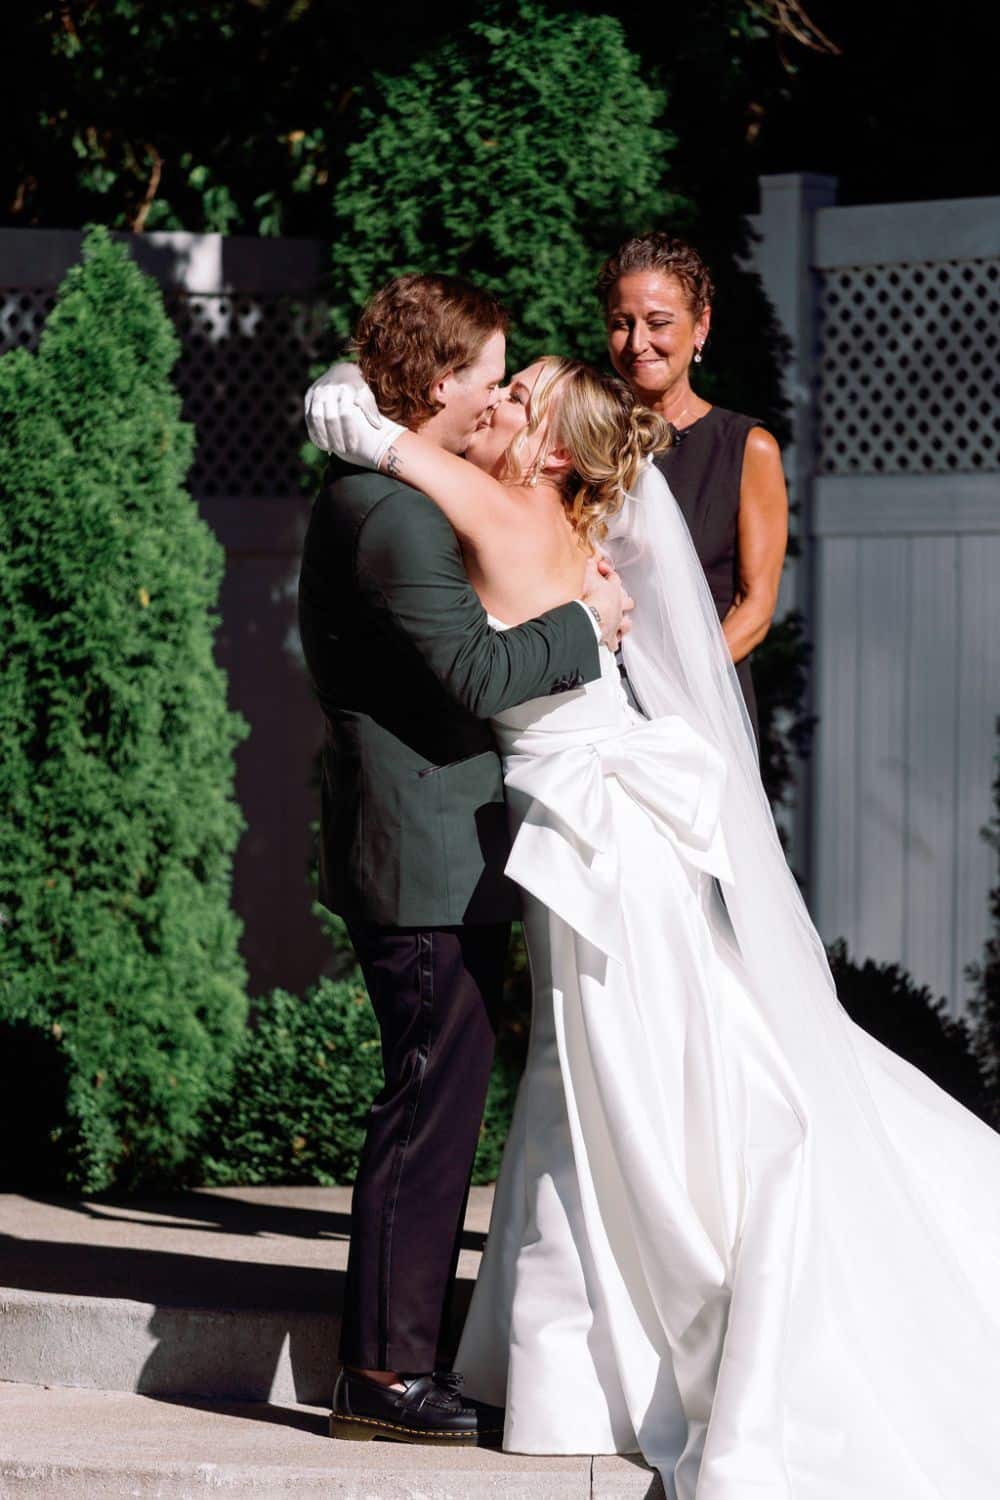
[0,1185,486,1405]
[0,1384,663,1498]
[0,1285,337,1407]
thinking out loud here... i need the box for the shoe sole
[329,1412,501,1447]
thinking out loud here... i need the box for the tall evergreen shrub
[329,0,686,371]
[0,226,248,1193]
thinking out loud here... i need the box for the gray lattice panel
[0,288,56,351]
[0,287,328,499]
[171,292,328,498]
[817,259,1000,475]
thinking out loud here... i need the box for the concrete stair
[0,1385,666,1498]
[0,1185,366,1405]
[0,1187,664,1498]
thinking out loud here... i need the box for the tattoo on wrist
[384,445,402,478]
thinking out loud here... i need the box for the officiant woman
[598,233,789,742]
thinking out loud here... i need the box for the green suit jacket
[297,462,602,928]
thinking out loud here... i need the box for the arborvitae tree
[329,0,686,371]
[0,227,248,1193]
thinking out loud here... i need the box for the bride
[312,359,1000,1499]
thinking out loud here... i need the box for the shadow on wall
[206,490,327,998]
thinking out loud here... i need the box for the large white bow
[503,715,733,964]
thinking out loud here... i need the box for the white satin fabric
[456,631,1000,1499]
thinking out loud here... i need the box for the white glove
[304,375,405,471]
[303,360,368,430]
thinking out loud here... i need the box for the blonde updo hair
[501,358,672,549]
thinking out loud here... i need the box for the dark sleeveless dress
[655,406,762,744]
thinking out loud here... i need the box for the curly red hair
[353,274,509,428]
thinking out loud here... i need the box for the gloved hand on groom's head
[304,369,404,472]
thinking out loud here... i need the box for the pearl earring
[694,345,704,364]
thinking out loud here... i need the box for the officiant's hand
[304,374,404,470]
[583,557,633,650]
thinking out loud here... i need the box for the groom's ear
[429,370,456,409]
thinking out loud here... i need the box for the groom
[298,272,628,1444]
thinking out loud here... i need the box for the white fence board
[955,535,1000,1013]
[814,196,1000,268]
[856,539,909,964]
[904,538,960,1004]
[814,538,861,942]
[815,475,1000,537]
[812,525,997,1010]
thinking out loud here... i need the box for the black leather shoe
[329,1367,504,1446]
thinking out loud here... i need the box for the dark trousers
[339,920,510,1373]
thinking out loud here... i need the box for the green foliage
[201,933,518,1187]
[689,240,792,448]
[698,262,801,798]
[10,2,995,241]
[0,227,248,1193]
[329,1,685,371]
[6,2,344,237]
[828,941,989,1121]
[753,611,815,814]
[201,977,384,1187]
[471,921,532,1183]
[309,905,362,982]
[968,723,1000,1124]
[472,1049,522,1185]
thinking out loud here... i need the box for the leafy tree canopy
[5,2,995,242]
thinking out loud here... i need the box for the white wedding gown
[456,625,1000,1500]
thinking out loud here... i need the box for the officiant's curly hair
[595,233,715,316]
[353,273,509,427]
